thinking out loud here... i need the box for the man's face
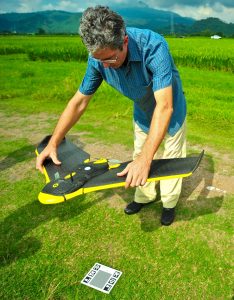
[92,36,128,69]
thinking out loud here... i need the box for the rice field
[168,37,234,72]
[0,35,233,72]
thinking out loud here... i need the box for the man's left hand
[117,156,151,188]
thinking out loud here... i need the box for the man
[36,6,186,226]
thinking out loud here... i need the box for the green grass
[0,53,233,151]
[179,67,234,151]
[1,179,233,299]
[0,37,234,299]
[167,37,234,72]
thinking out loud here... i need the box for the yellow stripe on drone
[146,172,192,182]
[38,171,192,205]
[109,163,121,169]
[35,149,50,184]
[81,172,192,194]
[93,158,108,164]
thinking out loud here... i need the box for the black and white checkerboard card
[81,263,122,294]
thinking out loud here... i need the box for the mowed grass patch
[179,66,234,153]
[0,54,85,113]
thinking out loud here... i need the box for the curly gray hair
[79,6,126,54]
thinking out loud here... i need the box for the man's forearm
[140,86,173,164]
[117,103,173,187]
[49,91,92,147]
[141,105,173,163]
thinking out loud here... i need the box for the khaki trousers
[133,120,186,208]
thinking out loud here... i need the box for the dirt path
[0,112,233,198]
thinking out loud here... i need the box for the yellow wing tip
[38,192,65,204]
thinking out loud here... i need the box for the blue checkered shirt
[79,27,186,136]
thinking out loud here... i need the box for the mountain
[0,10,82,33]
[189,17,234,37]
[112,4,194,33]
[0,7,233,36]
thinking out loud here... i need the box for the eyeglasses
[100,55,118,64]
[93,55,118,64]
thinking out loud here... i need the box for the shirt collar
[126,31,142,62]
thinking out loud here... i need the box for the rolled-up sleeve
[79,57,103,95]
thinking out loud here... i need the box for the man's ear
[124,35,129,45]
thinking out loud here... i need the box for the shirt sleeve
[79,57,103,95]
[145,41,172,92]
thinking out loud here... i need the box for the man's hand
[117,155,151,188]
[35,91,93,174]
[36,145,61,174]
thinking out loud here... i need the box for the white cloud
[169,4,234,22]
[0,0,233,23]
[17,0,40,12]
[42,3,54,11]
[42,1,84,12]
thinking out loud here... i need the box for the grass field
[0,35,233,299]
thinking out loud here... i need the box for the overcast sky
[0,0,233,23]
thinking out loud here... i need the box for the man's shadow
[0,145,35,172]
[0,190,112,267]
[113,153,224,232]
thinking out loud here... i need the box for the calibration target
[81,263,122,294]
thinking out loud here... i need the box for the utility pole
[170,12,175,36]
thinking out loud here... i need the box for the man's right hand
[36,145,61,174]
[35,91,92,174]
